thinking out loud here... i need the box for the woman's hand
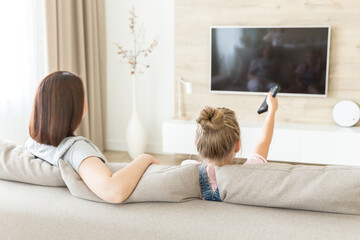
[151,158,160,164]
[266,91,278,113]
[134,153,160,165]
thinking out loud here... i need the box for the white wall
[105,0,174,153]
[175,0,360,126]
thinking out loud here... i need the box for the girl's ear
[235,140,241,152]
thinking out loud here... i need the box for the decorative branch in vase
[115,7,158,159]
[116,7,158,76]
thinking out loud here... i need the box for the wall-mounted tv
[210,26,331,96]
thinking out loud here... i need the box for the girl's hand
[266,92,278,112]
[253,92,278,160]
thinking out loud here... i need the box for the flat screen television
[210,26,331,96]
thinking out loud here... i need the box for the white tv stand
[163,120,360,166]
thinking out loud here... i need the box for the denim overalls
[198,164,222,202]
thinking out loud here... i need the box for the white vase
[126,74,147,159]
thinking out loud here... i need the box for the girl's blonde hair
[195,106,240,164]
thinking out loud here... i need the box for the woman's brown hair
[195,106,240,164]
[29,71,85,147]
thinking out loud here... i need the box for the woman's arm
[253,92,278,160]
[78,154,159,203]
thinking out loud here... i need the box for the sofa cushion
[0,137,65,187]
[0,137,201,203]
[215,163,360,215]
[59,159,201,203]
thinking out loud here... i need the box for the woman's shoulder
[60,136,103,157]
[60,136,107,171]
[60,136,91,146]
[25,137,58,165]
[26,136,103,164]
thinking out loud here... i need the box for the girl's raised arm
[78,154,159,203]
[253,92,278,160]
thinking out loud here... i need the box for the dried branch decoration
[115,7,158,75]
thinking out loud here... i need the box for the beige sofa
[1,178,360,240]
[1,137,360,239]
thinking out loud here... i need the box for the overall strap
[198,164,222,202]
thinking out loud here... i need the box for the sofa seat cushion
[1,179,360,240]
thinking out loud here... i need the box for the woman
[26,71,158,203]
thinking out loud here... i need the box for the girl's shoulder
[181,159,202,166]
[243,153,267,165]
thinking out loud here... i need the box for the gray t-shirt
[25,136,107,172]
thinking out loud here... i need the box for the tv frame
[209,25,331,97]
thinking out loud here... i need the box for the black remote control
[257,84,281,114]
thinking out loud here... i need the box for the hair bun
[196,106,225,131]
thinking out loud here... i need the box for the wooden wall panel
[175,0,360,125]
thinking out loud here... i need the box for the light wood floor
[103,151,246,165]
[103,151,195,165]
[104,151,321,166]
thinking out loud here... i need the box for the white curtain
[0,0,47,144]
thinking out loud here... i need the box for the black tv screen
[211,26,331,96]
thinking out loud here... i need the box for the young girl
[25,71,158,203]
[182,92,278,201]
